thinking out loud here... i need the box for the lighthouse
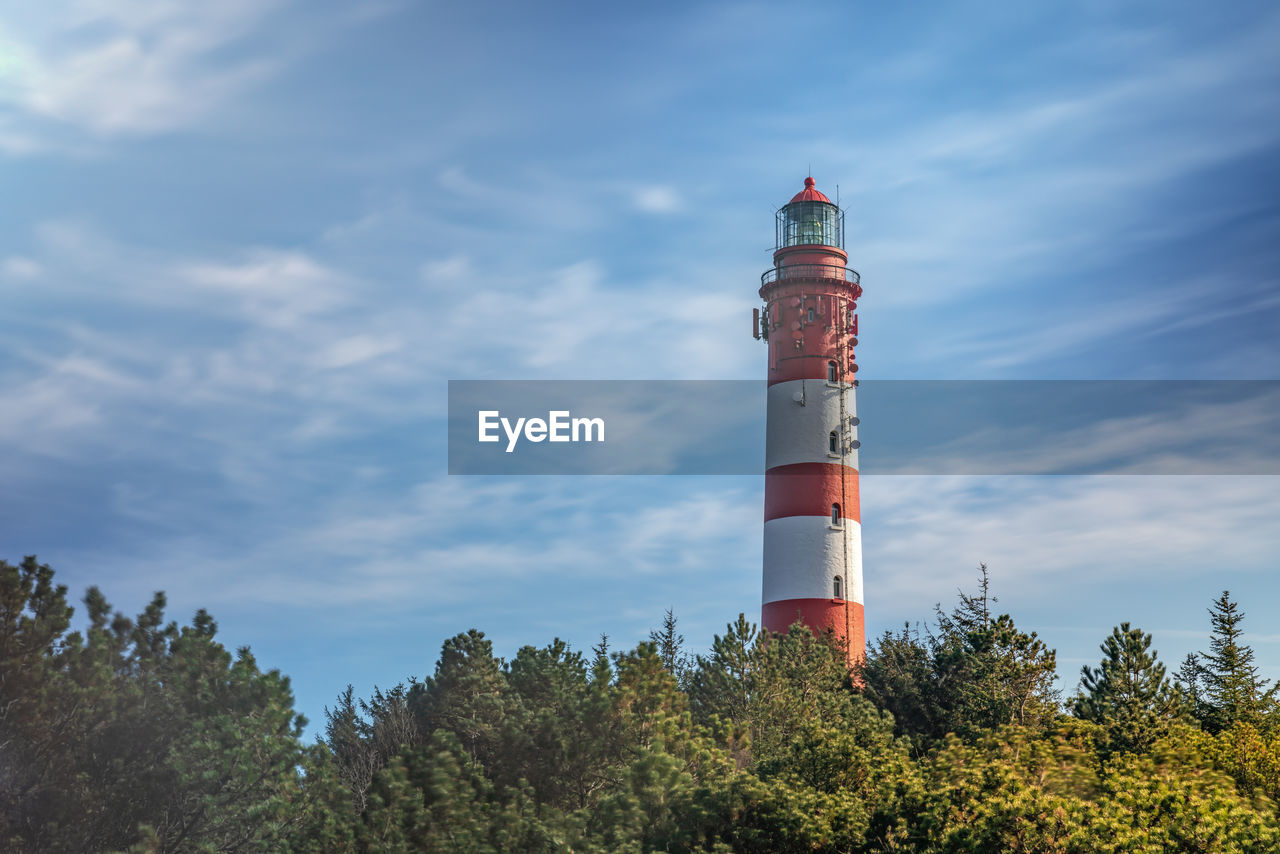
[754,177,865,666]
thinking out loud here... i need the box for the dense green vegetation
[3,555,1278,852]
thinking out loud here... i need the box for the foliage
[859,565,1060,746]
[1180,591,1279,734]
[873,723,1280,853]
[6,556,1280,852]
[649,607,691,686]
[0,556,311,853]
[1208,721,1280,806]
[1071,622,1181,755]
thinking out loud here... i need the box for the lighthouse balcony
[761,263,861,287]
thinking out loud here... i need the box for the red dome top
[789,176,832,204]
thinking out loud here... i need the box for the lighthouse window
[828,431,839,454]
[831,503,841,525]
[780,200,841,249]
[807,307,815,323]
[833,575,843,599]
[827,360,838,383]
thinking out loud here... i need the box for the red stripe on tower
[754,177,865,667]
[764,463,861,524]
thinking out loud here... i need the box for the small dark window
[833,575,843,599]
[807,307,815,323]
[831,503,841,525]
[827,360,838,382]
[828,431,838,454]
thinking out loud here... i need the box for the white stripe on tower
[765,380,859,470]
[762,515,864,603]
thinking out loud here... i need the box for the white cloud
[424,258,756,380]
[908,274,1280,376]
[28,222,353,331]
[1,256,42,279]
[632,185,682,214]
[313,334,403,369]
[420,254,471,282]
[916,280,1200,371]
[0,0,285,141]
[815,15,1280,321]
[178,249,350,327]
[0,373,101,451]
[106,478,762,623]
[863,474,1280,614]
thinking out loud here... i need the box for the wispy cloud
[827,13,1280,318]
[70,475,762,629]
[0,1,286,141]
[864,474,1280,611]
[0,215,760,492]
[418,253,754,380]
[917,277,1280,373]
[179,250,350,328]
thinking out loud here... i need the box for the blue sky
[2,0,1278,734]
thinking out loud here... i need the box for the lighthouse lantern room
[755,177,865,666]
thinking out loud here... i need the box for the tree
[590,633,611,684]
[1175,652,1206,720]
[746,624,855,764]
[868,724,1280,853]
[0,556,76,850]
[858,623,935,740]
[323,683,418,815]
[648,608,690,686]
[410,630,512,769]
[1194,591,1277,733]
[687,613,756,732]
[929,565,1059,734]
[497,639,613,809]
[0,557,313,853]
[860,565,1059,745]
[1072,622,1179,754]
[33,553,1280,851]
[358,730,575,853]
[688,616,857,767]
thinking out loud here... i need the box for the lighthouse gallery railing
[760,263,861,286]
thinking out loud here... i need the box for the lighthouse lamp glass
[779,201,841,249]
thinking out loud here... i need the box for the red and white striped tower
[754,177,865,667]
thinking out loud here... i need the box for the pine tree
[1175,653,1204,714]
[687,613,757,730]
[0,557,312,853]
[858,622,935,741]
[410,629,513,769]
[499,639,610,809]
[1073,623,1178,753]
[1197,591,1277,733]
[591,632,611,684]
[648,608,689,685]
[865,565,1060,744]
